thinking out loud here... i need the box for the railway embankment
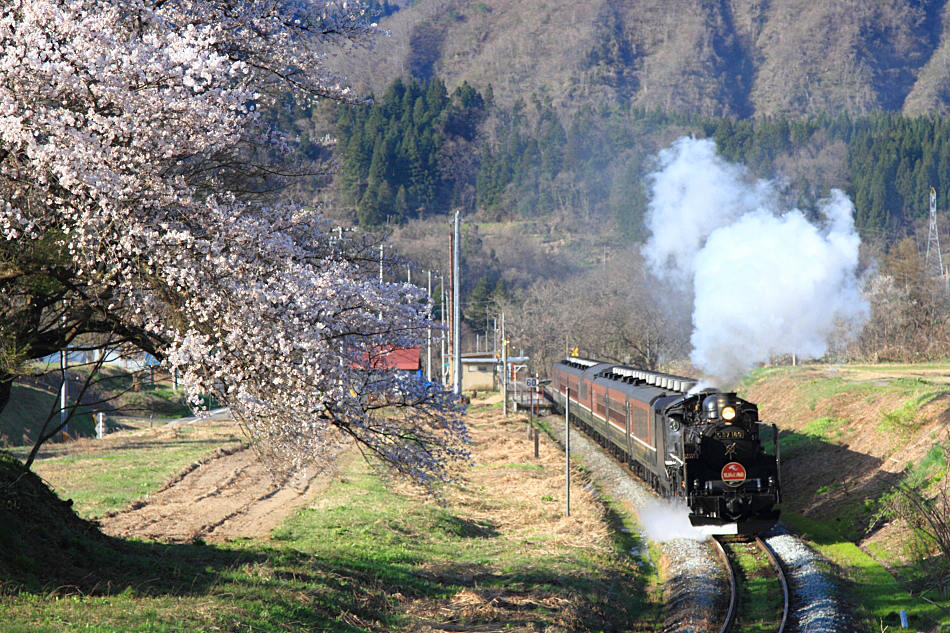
[537,361,950,632]
[738,363,950,631]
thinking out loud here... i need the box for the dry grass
[388,399,645,631]
[453,405,610,547]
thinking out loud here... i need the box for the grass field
[2,365,950,631]
[0,400,662,632]
[9,419,245,519]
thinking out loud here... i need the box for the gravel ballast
[541,414,850,632]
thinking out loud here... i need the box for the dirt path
[96,395,591,548]
[98,443,331,544]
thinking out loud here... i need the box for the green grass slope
[739,363,950,632]
[0,384,94,447]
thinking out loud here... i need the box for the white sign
[525,377,539,389]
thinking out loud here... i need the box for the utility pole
[60,347,68,437]
[501,312,507,416]
[378,243,386,320]
[565,387,571,518]
[927,187,945,280]
[453,210,462,395]
[448,231,454,389]
[493,318,497,356]
[440,274,446,385]
[427,270,432,381]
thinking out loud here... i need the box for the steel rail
[755,535,790,633]
[711,536,738,633]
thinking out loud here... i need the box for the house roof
[460,355,529,364]
[360,347,421,371]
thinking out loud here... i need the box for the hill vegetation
[738,363,950,630]
[327,0,950,120]
[320,77,950,240]
[265,73,950,378]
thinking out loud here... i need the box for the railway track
[712,535,789,633]
[543,417,850,633]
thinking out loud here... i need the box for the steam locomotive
[549,357,781,535]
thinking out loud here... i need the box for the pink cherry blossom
[1,0,468,489]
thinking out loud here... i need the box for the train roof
[556,357,614,373]
[555,357,701,395]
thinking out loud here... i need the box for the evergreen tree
[491,279,510,307]
[464,275,492,333]
[331,75,950,242]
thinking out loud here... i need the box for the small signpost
[95,413,107,439]
[526,376,539,457]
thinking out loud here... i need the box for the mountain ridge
[328,0,950,119]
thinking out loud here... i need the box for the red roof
[359,347,421,371]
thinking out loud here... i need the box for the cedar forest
[297,76,950,242]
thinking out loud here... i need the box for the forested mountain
[296,0,950,241]
[314,78,950,245]
[281,0,950,354]
[326,0,950,120]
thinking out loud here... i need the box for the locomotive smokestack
[641,137,869,386]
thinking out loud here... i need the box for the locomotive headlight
[721,406,737,422]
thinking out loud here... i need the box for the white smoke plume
[638,499,707,542]
[642,137,869,385]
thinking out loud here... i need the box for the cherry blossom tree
[0,0,468,488]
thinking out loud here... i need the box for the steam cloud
[642,137,869,385]
[638,499,707,542]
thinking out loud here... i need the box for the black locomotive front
[665,391,781,534]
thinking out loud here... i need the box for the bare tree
[888,439,950,597]
[501,248,689,375]
[856,238,950,361]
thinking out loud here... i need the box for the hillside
[739,362,950,613]
[310,0,950,276]
[328,0,950,119]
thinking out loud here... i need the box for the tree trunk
[0,374,13,419]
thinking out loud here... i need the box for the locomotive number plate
[715,430,746,439]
